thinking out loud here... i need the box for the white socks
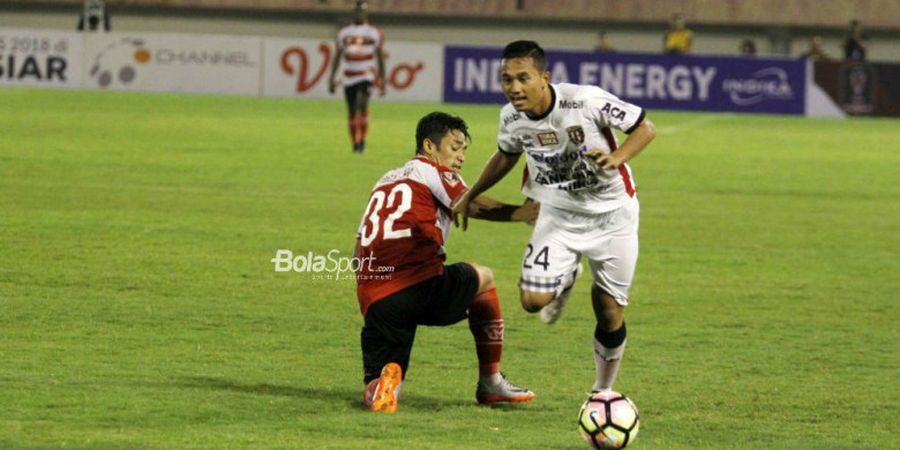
[592,337,626,392]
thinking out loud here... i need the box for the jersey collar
[414,155,451,171]
[524,84,556,121]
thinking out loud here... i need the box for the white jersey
[335,22,384,87]
[497,83,645,214]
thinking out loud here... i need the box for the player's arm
[375,46,386,96]
[586,119,656,169]
[328,45,343,94]
[468,194,538,224]
[451,150,521,230]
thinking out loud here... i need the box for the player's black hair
[501,40,547,72]
[415,112,471,154]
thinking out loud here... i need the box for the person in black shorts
[355,112,538,412]
[328,1,386,153]
[77,0,110,32]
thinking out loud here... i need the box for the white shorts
[519,197,639,306]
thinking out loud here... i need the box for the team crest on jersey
[536,131,559,146]
[518,134,535,149]
[566,126,585,145]
[442,171,460,187]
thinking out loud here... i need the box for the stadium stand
[3,0,900,60]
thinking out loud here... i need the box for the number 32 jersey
[355,156,467,315]
[498,83,645,214]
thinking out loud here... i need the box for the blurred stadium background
[5,0,900,60]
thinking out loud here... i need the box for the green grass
[1,88,898,449]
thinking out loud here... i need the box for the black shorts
[343,80,373,111]
[360,263,480,383]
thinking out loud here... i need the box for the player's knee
[469,263,495,293]
[520,290,554,313]
[596,308,624,331]
[594,298,625,330]
[592,284,625,330]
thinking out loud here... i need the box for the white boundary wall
[1,28,444,102]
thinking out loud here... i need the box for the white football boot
[475,372,535,404]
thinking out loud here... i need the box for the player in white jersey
[328,0,385,153]
[452,41,657,395]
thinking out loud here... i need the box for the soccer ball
[578,391,640,449]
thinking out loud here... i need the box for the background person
[77,0,110,32]
[594,31,615,52]
[843,19,867,62]
[663,13,692,54]
[739,39,757,57]
[328,0,386,153]
[801,35,831,61]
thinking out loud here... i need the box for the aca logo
[279,41,425,93]
[88,37,151,88]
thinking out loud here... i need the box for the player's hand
[585,148,624,170]
[328,79,337,94]
[512,201,540,225]
[451,192,473,231]
[379,86,386,97]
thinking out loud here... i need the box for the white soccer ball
[578,391,640,449]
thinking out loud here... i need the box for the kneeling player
[356,112,537,413]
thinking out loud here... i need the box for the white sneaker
[540,263,583,324]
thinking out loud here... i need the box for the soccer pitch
[1,88,897,449]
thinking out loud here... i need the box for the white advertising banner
[81,32,262,95]
[0,28,83,88]
[262,37,442,102]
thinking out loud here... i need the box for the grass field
[1,88,898,449]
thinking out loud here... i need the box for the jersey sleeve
[586,88,646,134]
[442,171,468,207]
[497,111,523,155]
[417,163,468,209]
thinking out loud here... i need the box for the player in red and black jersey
[356,112,537,413]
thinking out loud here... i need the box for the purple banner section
[443,46,807,115]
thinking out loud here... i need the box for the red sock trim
[360,109,370,142]
[469,287,503,376]
[348,113,359,144]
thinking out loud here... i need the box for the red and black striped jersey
[335,22,384,87]
[355,156,467,316]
